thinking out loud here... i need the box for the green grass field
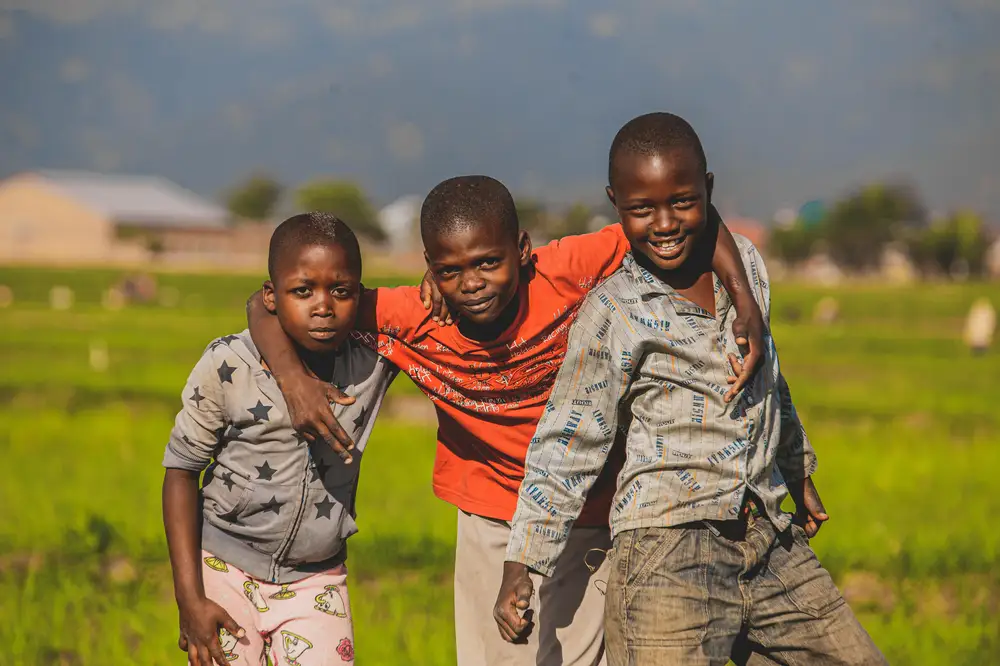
[2,265,999,665]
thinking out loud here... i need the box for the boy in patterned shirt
[163,213,396,666]
[248,176,766,665]
[496,113,886,665]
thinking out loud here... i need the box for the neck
[297,346,339,382]
[633,249,711,291]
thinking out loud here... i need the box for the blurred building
[722,215,768,251]
[378,194,422,252]
[0,169,273,268]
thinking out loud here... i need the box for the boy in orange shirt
[247,176,764,665]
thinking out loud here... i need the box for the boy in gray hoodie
[162,213,396,666]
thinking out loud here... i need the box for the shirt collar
[621,253,721,320]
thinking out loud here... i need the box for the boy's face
[262,244,361,353]
[424,219,532,327]
[607,149,714,274]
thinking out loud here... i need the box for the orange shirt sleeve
[355,285,427,340]
[532,224,631,287]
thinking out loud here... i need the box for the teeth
[650,239,682,248]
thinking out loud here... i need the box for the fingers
[723,353,747,403]
[420,275,432,309]
[493,597,529,643]
[308,400,356,463]
[208,639,231,666]
[724,345,762,403]
[731,319,749,349]
[326,385,356,407]
[220,612,245,639]
[803,479,829,522]
[179,633,189,651]
[314,420,354,464]
[515,578,533,610]
[326,419,356,463]
[188,643,205,666]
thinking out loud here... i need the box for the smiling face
[423,217,531,331]
[262,243,361,354]
[607,148,714,278]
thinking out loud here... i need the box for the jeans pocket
[623,527,709,646]
[772,524,846,618]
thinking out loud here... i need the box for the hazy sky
[2,0,998,220]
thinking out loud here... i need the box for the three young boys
[163,111,881,664]
[243,175,760,665]
[495,113,885,665]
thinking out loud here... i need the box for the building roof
[28,169,230,229]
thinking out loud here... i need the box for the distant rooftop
[27,169,230,229]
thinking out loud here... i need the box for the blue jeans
[604,514,886,665]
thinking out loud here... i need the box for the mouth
[462,295,496,314]
[308,328,341,341]
[647,236,686,261]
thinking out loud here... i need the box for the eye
[292,287,311,297]
[673,198,697,209]
[332,287,352,299]
[437,267,459,278]
[479,258,501,269]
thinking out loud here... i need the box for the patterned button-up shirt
[506,236,817,576]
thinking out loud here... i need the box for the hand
[419,270,454,326]
[788,476,829,537]
[178,597,245,666]
[279,373,357,464]
[493,562,535,643]
[724,297,765,403]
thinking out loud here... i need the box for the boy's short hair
[420,175,519,246]
[268,212,362,280]
[608,112,707,187]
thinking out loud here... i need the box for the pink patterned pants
[199,551,355,666]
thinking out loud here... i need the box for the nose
[312,294,335,317]
[460,270,487,294]
[649,209,681,236]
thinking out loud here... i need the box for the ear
[262,280,278,314]
[605,185,617,209]
[423,250,432,270]
[705,172,715,203]
[517,230,533,267]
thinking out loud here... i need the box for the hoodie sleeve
[163,343,227,472]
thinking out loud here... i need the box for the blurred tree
[908,210,990,278]
[295,179,385,242]
[769,222,823,265]
[820,182,926,270]
[515,198,547,234]
[546,203,594,239]
[563,203,594,237]
[226,173,282,221]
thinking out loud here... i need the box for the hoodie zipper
[268,453,312,582]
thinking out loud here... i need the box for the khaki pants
[454,510,611,666]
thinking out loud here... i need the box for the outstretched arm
[494,297,630,642]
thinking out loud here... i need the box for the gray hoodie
[163,330,397,583]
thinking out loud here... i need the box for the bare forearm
[163,468,206,606]
[246,289,306,383]
[709,206,752,299]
